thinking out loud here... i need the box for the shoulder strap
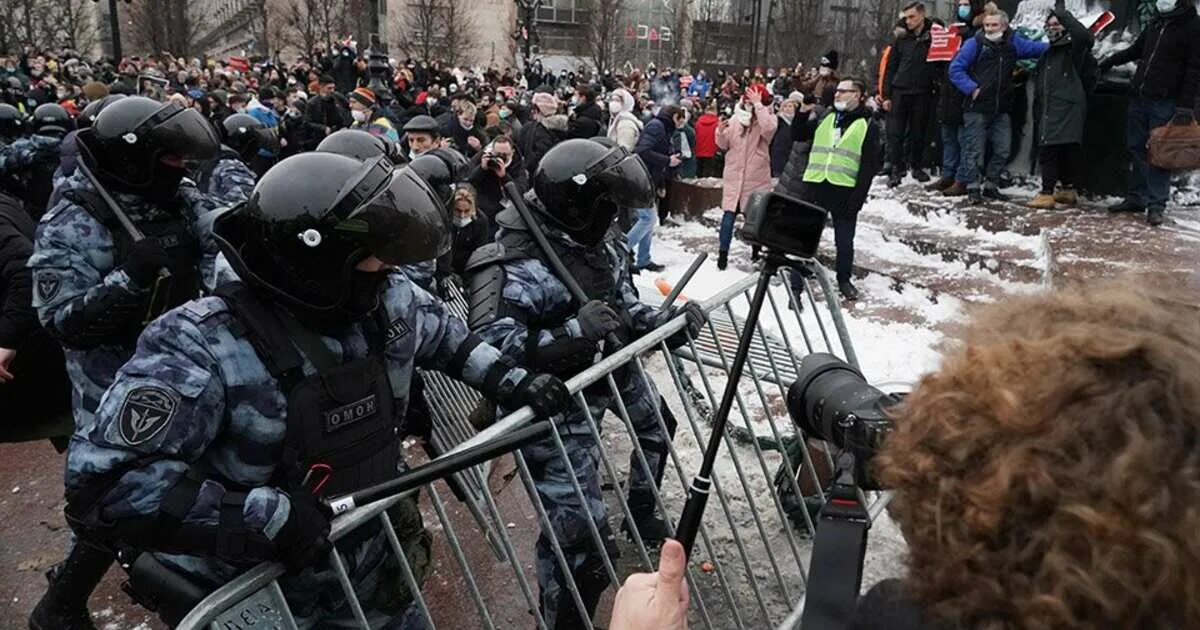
[213,282,306,391]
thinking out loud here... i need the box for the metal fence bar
[380,509,437,629]
[328,547,371,628]
[426,483,496,630]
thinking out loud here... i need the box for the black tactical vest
[215,283,402,498]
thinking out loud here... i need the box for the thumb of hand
[653,539,688,609]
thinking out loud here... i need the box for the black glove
[274,491,332,573]
[508,373,571,418]
[659,301,707,350]
[1097,56,1114,73]
[122,239,173,287]
[575,299,622,342]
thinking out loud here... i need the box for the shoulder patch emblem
[36,271,60,302]
[386,317,411,344]
[118,386,180,445]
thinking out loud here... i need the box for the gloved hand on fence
[576,300,623,342]
[507,373,571,418]
[658,301,707,350]
[275,491,332,573]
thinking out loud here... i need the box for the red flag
[227,56,250,72]
[626,25,635,39]
[926,23,962,62]
[1089,11,1115,35]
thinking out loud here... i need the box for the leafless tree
[280,0,350,58]
[771,0,828,68]
[584,0,625,75]
[46,0,100,53]
[395,0,477,66]
[126,0,206,57]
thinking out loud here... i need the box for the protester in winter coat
[1099,0,1200,225]
[777,78,882,301]
[441,100,487,157]
[771,94,802,177]
[715,85,777,270]
[630,105,684,272]
[930,0,985,195]
[796,52,841,107]
[688,70,712,99]
[606,88,643,152]
[950,9,1049,204]
[1027,7,1094,209]
[883,3,938,186]
[518,91,568,178]
[465,135,528,225]
[572,85,604,125]
[674,109,698,180]
[693,102,721,177]
[330,44,361,94]
[448,185,493,276]
[304,75,348,145]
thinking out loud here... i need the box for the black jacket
[518,114,569,179]
[466,152,530,224]
[776,105,882,214]
[0,192,71,432]
[574,101,603,124]
[450,213,493,275]
[885,18,937,97]
[634,112,678,187]
[440,116,487,158]
[304,95,348,144]
[1103,5,1200,108]
[770,115,797,178]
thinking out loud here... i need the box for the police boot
[621,491,671,544]
[29,544,113,630]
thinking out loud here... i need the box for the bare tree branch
[440,0,478,66]
[584,0,625,75]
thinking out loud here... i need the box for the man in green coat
[1027,4,1094,209]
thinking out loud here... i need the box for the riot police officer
[61,153,570,627]
[28,96,223,630]
[195,112,266,204]
[466,138,705,628]
[317,127,405,164]
[53,94,126,194]
[0,103,72,218]
[404,147,469,295]
[0,102,26,146]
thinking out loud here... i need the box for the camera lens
[787,353,896,456]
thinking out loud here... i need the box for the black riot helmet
[78,96,219,196]
[213,153,450,322]
[32,103,73,137]
[77,94,126,130]
[317,128,404,164]
[221,113,276,163]
[533,138,654,246]
[0,104,25,142]
[407,147,468,207]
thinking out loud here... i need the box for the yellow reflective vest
[802,114,869,188]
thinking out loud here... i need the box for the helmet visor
[588,153,655,210]
[335,166,450,266]
[142,103,219,160]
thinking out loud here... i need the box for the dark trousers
[697,156,720,178]
[886,91,934,173]
[1038,144,1079,193]
[802,183,858,285]
[1125,97,1175,210]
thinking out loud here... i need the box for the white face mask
[460,118,474,130]
[1156,0,1176,12]
[609,101,623,114]
[985,31,1004,42]
[819,67,832,77]
[427,97,438,106]
[452,216,473,227]
[834,100,851,112]
[734,109,753,126]
[351,109,368,122]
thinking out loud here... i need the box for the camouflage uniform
[0,133,63,211]
[27,169,229,440]
[67,272,531,627]
[467,206,672,627]
[199,150,258,205]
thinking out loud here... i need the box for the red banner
[227,56,250,73]
[926,23,963,62]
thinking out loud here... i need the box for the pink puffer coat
[716,103,778,211]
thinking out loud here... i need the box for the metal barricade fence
[177,263,888,630]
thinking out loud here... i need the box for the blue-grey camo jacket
[201,155,257,205]
[27,170,230,436]
[66,272,529,624]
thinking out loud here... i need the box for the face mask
[569,96,579,106]
[452,216,473,227]
[985,31,1004,42]
[56,90,68,99]
[957,5,971,19]
[834,100,851,112]
[609,101,623,114]
[499,109,511,119]
[351,109,368,122]
[780,111,795,124]
[460,118,474,130]
[734,109,753,126]
[427,97,438,106]
[819,67,832,77]
[1156,0,1176,12]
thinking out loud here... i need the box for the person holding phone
[715,84,777,271]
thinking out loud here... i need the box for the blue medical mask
[957,5,971,19]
